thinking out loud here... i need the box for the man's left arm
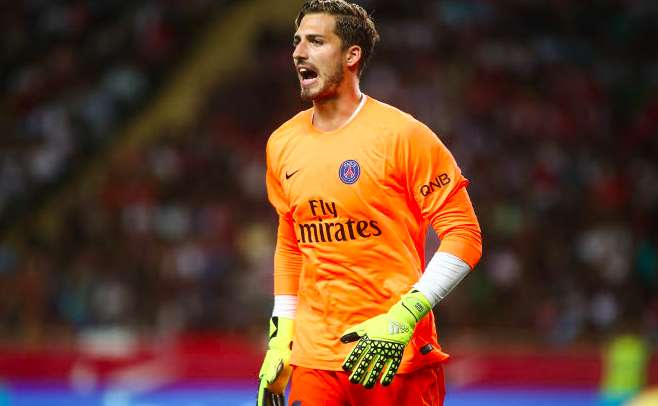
[402,119,482,301]
[341,121,482,388]
[415,185,481,306]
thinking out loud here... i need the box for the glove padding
[340,290,431,388]
[257,317,293,406]
[257,387,285,406]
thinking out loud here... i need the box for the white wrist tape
[272,295,297,318]
[413,252,471,307]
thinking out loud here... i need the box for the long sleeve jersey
[265,96,482,372]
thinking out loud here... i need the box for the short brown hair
[295,0,380,77]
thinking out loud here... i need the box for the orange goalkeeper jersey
[265,96,482,373]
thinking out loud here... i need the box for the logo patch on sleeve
[338,160,360,184]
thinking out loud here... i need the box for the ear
[345,45,362,71]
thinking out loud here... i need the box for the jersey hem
[290,352,450,374]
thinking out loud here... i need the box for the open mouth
[298,66,319,86]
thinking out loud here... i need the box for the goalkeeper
[258,1,482,405]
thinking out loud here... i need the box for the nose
[293,40,307,62]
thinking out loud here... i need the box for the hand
[257,317,293,406]
[340,290,431,388]
[257,386,285,406]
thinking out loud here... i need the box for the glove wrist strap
[398,290,432,325]
[268,316,294,349]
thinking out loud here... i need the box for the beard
[300,59,344,102]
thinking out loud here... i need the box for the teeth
[298,66,316,81]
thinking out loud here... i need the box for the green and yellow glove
[257,317,293,406]
[340,290,432,388]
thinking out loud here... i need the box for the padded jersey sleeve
[265,140,303,295]
[398,121,482,268]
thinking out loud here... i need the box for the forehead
[295,13,337,37]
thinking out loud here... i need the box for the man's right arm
[258,140,303,404]
[273,214,303,296]
[257,215,302,405]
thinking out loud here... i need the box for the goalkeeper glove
[257,317,293,406]
[340,290,432,389]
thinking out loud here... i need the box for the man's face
[293,13,346,101]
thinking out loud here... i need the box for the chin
[301,87,339,103]
[300,88,320,102]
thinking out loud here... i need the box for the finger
[342,337,368,371]
[274,393,284,406]
[269,390,285,406]
[380,352,402,386]
[340,331,361,343]
[349,342,375,384]
[363,354,384,389]
[260,387,284,406]
[262,358,283,385]
[257,379,266,406]
[272,359,283,383]
[340,321,367,343]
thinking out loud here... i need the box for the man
[257,1,482,405]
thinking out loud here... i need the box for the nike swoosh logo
[285,170,300,180]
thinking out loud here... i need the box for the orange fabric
[273,215,304,294]
[432,187,482,268]
[288,364,445,406]
[265,96,482,372]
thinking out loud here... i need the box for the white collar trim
[312,94,367,132]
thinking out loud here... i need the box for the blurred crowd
[0,0,225,231]
[1,0,657,349]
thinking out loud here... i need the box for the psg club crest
[338,160,360,184]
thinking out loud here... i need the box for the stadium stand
[0,0,657,358]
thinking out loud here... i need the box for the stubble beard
[300,60,344,102]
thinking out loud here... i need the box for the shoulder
[367,97,417,129]
[367,97,439,146]
[267,108,311,152]
[266,109,311,165]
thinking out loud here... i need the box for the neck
[312,79,362,132]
